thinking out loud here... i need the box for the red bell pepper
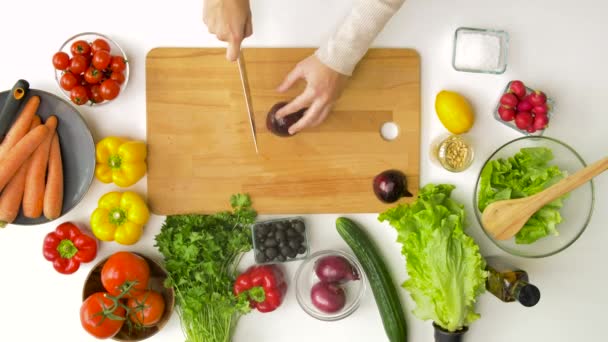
[43,222,98,274]
[233,265,287,313]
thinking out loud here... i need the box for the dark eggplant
[0,80,30,139]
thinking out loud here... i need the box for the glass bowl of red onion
[294,249,366,321]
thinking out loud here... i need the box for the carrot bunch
[0,96,64,227]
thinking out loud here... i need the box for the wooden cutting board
[146,48,420,215]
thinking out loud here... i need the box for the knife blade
[236,53,259,154]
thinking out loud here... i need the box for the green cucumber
[336,217,408,342]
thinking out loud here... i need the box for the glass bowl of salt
[452,27,509,74]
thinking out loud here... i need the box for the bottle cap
[517,283,541,307]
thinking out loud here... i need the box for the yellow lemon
[435,90,475,134]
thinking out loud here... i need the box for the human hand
[203,0,253,61]
[275,55,349,135]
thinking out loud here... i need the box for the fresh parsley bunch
[155,194,256,342]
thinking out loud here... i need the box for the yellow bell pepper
[95,137,147,187]
[90,191,150,245]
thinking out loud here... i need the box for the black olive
[275,222,287,230]
[286,228,297,237]
[297,246,306,254]
[266,231,275,238]
[277,255,286,262]
[276,230,287,242]
[287,249,297,258]
[264,238,278,247]
[279,241,286,248]
[288,240,300,249]
[256,252,267,263]
[293,221,305,233]
[280,246,293,257]
[258,244,266,251]
[265,247,278,259]
[257,224,268,235]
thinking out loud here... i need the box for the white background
[0,0,607,341]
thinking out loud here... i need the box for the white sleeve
[315,0,406,76]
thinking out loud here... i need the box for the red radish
[529,91,547,106]
[532,104,548,115]
[515,112,533,130]
[517,100,533,112]
[509,80,527,99]
[498,106,516,121]
[527,126,537,134]
[533,114,549,130]
[500,93,519,108]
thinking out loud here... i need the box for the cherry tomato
[91,38,111,54]
[110,71,125,85]
[69,55,88,75]
[127,290,166,327]
[100,79,121,101]
[70,85,89,105]
[60,72,79,91]
[92,50,112,70]
[101,252,150,298]
[88,84,104,104]
[84,67,103,84]
[110,56,127,73]
[71,40,91,56]
[52,52,70,70]
[80,292,125,339]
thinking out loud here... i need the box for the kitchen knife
[236,53,259,154]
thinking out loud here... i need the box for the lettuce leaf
[477,147,566,244]
[379,184,487,332]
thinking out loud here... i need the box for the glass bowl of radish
[494,80,555,136]
[294,250,366,321]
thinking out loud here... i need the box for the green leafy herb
[154,194,256,342]
[477,147,566,244]
[379,184,487,332]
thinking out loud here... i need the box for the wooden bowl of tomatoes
[81,252,174,341]
[53,32,129,106]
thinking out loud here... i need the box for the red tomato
[101,252,150,298]
[127,290,166,327]
[70,85,89,105]
[60,72,79,91]
[100,79,121,101]
[69,55,88,75]
[110,71,125,85]
[84,67,103,84]
[71,40,91,56]
[110,56,127,73]
[92,50,112,70]
[91,38,111,54]
[88,84,104,104]
[80,292,125,339]
[52,52,70,70]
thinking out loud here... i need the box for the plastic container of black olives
[252,217,310,264]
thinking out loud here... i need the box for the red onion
[310,282,346,313]
[314,255,359,283]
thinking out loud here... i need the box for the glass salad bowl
[473,136,595,258]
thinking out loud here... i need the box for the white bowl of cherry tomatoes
[52,32,129,106]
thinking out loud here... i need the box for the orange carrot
[0,96,39,162]
[22,116,57,218]
[0,124,48,193]
[43,133,63,220]
[0,116,41,227]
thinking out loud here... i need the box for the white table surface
[1,0,606,341]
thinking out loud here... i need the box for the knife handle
[0,79,30,139]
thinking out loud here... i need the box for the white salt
[454,32,502,71]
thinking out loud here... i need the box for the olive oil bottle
[485,256,540,307]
